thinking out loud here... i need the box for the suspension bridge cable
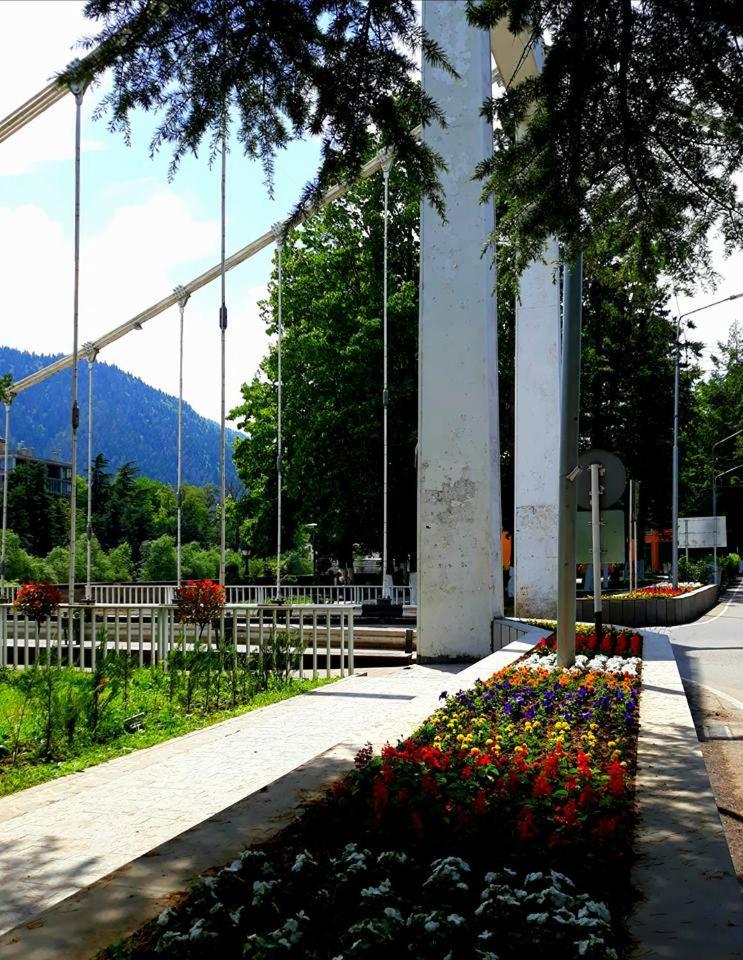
[8,136,419,400]
[0,80,68,144]
[0,46,105,145]
[83,343,97,600]
[0,400,11,591]
[219,130,228,588]
[271,223,284,594]
[381,150,394,599]
[174,285,190,587]
[68,78,85,606]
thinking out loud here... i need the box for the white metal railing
[0,602,354,678]
[91,584,176,605]
[89,583,412,607]
[0,585,19,602]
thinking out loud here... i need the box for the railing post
[347,608,354,675]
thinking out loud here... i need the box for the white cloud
[0,193,270,422]
[0,1,107,176]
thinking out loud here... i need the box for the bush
[678,555,712,585]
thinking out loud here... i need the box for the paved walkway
[0,664,463,936]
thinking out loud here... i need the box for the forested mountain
[0,346,240,488]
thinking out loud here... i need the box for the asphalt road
[671,579,743,717]
[669,579,743,888]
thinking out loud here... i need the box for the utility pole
[556,255,583,667]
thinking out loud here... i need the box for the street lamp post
[712,429,743,584]
[671,292,743,588]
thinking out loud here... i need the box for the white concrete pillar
[513,244,561,618]
[417,1,503,660]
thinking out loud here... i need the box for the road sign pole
[590,463,603,640]
[628,480,633,592]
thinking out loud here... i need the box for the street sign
[576,449,626,510]
[576,510,626,564]
[678,516,727,549]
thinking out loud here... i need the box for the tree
[230,160,419,567]
[682,321,743,548]
[578,222,702,529]
[64,0,451,219]
[140,535,178,581]
[7,462,65,557]
[468,1,743,280]
[90,453,113,546]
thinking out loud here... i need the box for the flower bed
[107,630,643,959]
[604,583,700,601]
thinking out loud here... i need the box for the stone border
[0,630,548,960]
[576,583,718,628]
[630,629,743,958]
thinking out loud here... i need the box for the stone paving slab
[0,665,459,936]
[0,632,546,958]
[630,630,743,959]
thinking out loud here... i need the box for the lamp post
[712,429,743,584]
[671,292,743,588]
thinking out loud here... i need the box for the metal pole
[174,285,190,587]
[218,131,227,588]
[84,345,96,600]
[671,316,680,589]
[272,223,284,595]
[590,462,603,639]
[713,457,718,584]
[0,400,10,589]
[68,78,84,605]
[628,479,633,591]
[381,151,393,598]
[556,254,583,667]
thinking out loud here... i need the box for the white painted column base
[514,242,561,619]
[417,1,503,661]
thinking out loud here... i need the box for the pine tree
[63,0,453,221]
[468,1,743,279]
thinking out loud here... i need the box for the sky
[1,0,742,428]
[0,0,321,424]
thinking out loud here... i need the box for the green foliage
[678,555,712,586]
[6,461,66,556]
[140,535,178,582]
[231,162,419,565]
[468,1,743,281]
[578,222,702,528]
[0,657,332,797]
[65,0,450,222]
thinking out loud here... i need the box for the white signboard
[678,516,727,549]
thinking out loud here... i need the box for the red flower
[410,810,424,835]
[372,778,389,820]
[532,774,553,798]
[517,807,538,842]
[474,788,488,816]
[592,816,620,839]
[607,760,625,797]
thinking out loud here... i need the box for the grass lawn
[0,662,335,798]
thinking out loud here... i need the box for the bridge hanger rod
[10,129,419,397]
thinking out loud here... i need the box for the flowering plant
[146,846,618,959]
[13,581,63,624]
[174,579,226,636]
[604,583,700,600]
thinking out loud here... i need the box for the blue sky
[0,0,322,423]
[1,0,742,428]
